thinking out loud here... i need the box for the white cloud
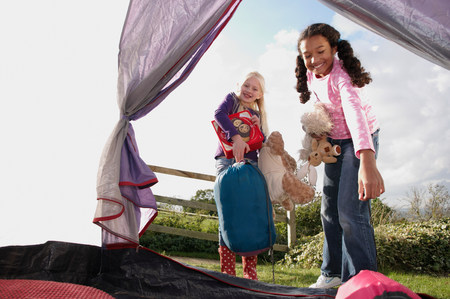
[427,66,450,93]
[332,14,365,37]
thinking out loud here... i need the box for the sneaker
[309,275,342,288]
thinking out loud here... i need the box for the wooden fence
[147,164,297,252]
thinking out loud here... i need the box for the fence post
[287,209,296,249]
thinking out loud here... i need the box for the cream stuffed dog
[297,103,340,185]
[258,131,315,211]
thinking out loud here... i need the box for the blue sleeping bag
[214,161,276,256]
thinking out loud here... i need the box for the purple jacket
[214,92,262,161]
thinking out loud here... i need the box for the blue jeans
[215,157,258,246]
[320,129,379,282]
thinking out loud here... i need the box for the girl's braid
[295,55,310,103]
[337,40,372,87]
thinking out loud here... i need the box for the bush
[280,233,323,269]
[371,198,398,226]
[295,196,322,239]
[184,189,217,216]
[140,211,219,253]
[376,218,449,273]
[140,232,219,254]
[274,221,287,245]
[281,218,450,274]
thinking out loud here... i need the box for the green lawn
[180,260,449,299]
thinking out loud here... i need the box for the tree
[407,186,425,219]
[425,184,450,220]
[184,189,217,216]
[403,183,450,221]
[370,198,397,226]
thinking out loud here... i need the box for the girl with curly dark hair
[295,23,385,288]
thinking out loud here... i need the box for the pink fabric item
[0,279,113,299]
[336,270,420,299]
[307,57,379,158]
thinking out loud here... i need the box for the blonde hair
[237,71,269,136]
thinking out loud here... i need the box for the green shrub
[140,232,219,254]
[275,221,287,245]
[140,211,219,253]
[280,233,323,269]
[371,198,398,226]
[184,189,217,216]
[295,196,322,238]
[375,218,449,273]
[281,218,450,274]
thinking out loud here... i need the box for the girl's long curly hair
[295,23,372,104]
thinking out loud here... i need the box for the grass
[166,252,449,299]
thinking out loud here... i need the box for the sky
[1,0,449,248]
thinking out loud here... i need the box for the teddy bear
[258,131,315,211]
[297,103,341,185]
[307,137,341,167]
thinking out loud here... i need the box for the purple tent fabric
[318,0,450,70]
[94,0,242,247]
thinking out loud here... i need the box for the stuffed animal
[299,103,341,165]
[297,103,341,185]
[307,137,341,167]
[258,131,315,211]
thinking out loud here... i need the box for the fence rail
[147,164,296,252]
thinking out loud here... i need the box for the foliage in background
[402,183,450,221]
[144,186,450,275]
[295,194,322,239]
[184,189,217,216]
[292,194,398,242]
[143,190,403,258]
[376,218,450,273]
[280,218,450,274]
[140,232,219,254]
[370,198,399,226]
[140,210,219,254]
[141,207,287,261]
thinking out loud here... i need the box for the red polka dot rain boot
[242,255,258,280]
[218,245,236,276]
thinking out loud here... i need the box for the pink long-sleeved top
[307,57,380,158]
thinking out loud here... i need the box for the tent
[0,241,338,298]
[92,0,450,249]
